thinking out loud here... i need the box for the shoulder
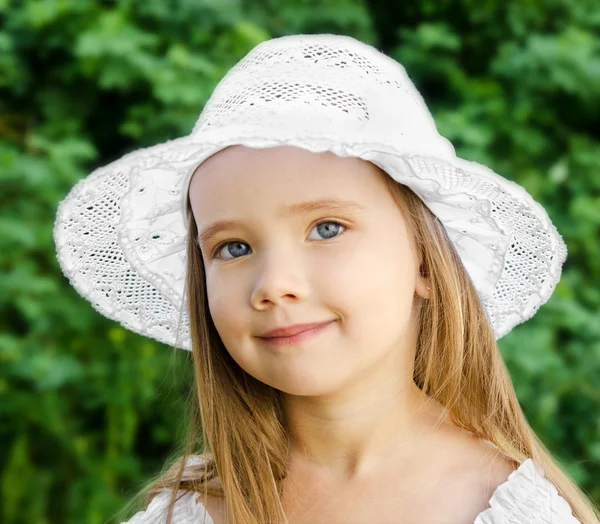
[466,438,521,495]
[452,438,580,523]
[431,435,580,524]
[429,436,519,522]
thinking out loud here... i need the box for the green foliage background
[1,0,599,522]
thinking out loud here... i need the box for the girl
[53,34,599,523]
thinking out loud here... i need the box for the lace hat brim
[53,131,567,351]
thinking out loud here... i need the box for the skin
[188,145,516,523]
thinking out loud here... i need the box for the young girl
[53,34,599,523]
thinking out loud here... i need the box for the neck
[282,376,450,483]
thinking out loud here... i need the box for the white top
[121,458,581,523]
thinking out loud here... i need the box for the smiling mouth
[257,320,336,346]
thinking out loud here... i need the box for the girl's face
[189,145,430,396]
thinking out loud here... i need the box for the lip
[257,320,336,346]
[259,321,335,338]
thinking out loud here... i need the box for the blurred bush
[1,0,598,522]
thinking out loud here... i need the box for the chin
[267,369,355,398]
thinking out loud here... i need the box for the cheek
[205,275,246,347]
[205,275,268,381]
[330,234,416,342]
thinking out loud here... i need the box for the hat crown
[191,34,455,160]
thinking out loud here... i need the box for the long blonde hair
[119,167,600,524]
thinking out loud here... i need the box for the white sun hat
[53,33,567,351]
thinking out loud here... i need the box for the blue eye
[211,220,347,260]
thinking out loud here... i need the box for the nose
[249,249,311,309]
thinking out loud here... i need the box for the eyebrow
[198,198,367,247]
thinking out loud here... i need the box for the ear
[414,274,431,300]
[415,258,431,300]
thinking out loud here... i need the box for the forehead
[188,145,389,210]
